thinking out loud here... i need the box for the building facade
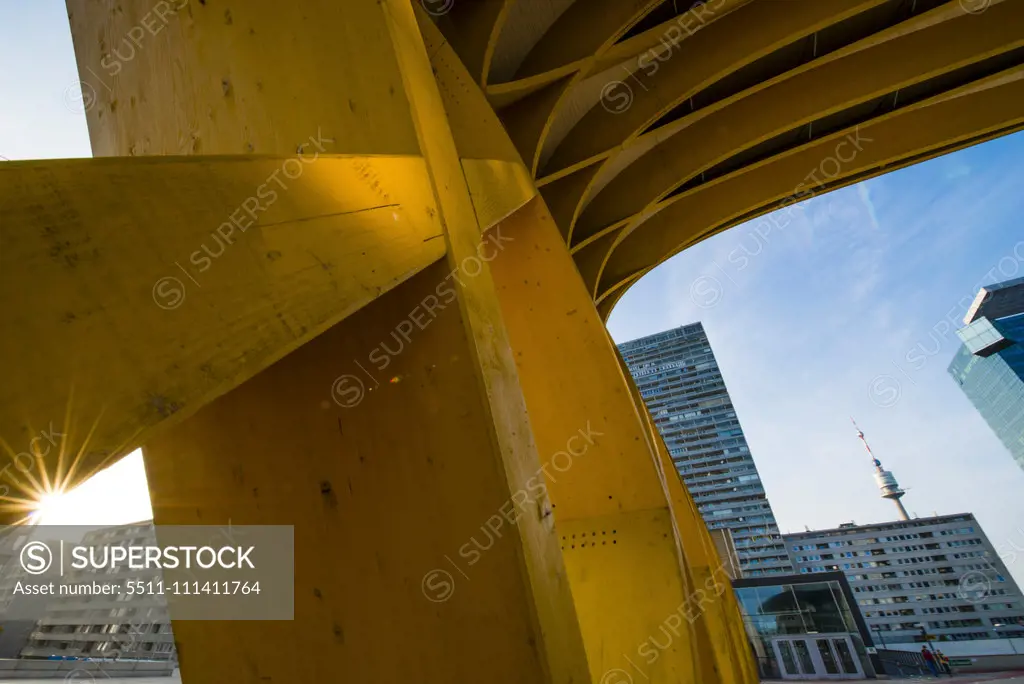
[784,514,1024,644]
[710,529,744,581]
[963,276,1024,326]
[619,323,792,576]
[0,545,36,658]
[949,278,1024,473]
[18,521,177,661]
[733,571,877,680]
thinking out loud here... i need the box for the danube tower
[852,419,909,520]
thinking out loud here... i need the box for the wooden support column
[143,260,589,683]
[65,1,759,682]
[629,366,760,684]
[69,0,590,681]
[488,196,758,684]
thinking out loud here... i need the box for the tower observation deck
[852,419,910,521]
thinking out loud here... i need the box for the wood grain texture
[0,154,443,517]
[66,0,420,157]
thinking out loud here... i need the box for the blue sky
[609,134,1024,586]
[3,1,1023,586]
[0,0,92,161]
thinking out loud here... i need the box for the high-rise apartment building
[0,546,36,658]
[949,276,1024,473]
[785,514,1024,644]
[619,323,792,576]
[18,521,177,661]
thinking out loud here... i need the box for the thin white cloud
[610,132,1024,588]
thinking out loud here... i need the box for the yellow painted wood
[633,377,757,684]
[419,12,524,164]
[462,158,537,231]
[598,70,1024,298]
[604,0,981,165]
[538,0,958,194]
[417,11,539,229]
[430,0,511,86]
[487,197,755,683]
[66,0,420,157]
[488,0,576,84]
[488,199,668,521]
[487,62,601,115]
[494,0,671,178]
[575,228,627,298]
[539,162,602,242]
[560,511,697,683]
[383,2,591,681]
[546,0,884,176]
[481,0,749,114]
[0,154,442,523]
[33,2,1024,680]
[589,0,752,77]
[516,0,660,78]
[577,1,1024,238]
[597,278,635,322]
[142,262,569,683]
[498,76,575,174]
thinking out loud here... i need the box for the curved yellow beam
[431,0,515,86]
[415,9,539,227]
[597,275,636,321]
[418,7,527,168]
[482,1,517,87]
[561,0,888,243]
[558,0,1006,247]
[496,0,664,175]
[0,154,443,519]
[575,229,625,297]
[498,76,576,175]
[539,162,603,241]
[515,0,662,78]
[542,0,817,175]
[483,1,748,110]
[596,70,1024,299]
[576,0,1024,240]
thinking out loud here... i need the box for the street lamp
[914,623,937,654]
[872,625,888,650]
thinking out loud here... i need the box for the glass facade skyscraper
[618,323,793,576]
[949,311,1024,473]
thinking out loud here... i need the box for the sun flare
[26,450,153,526]
[30,489,71,525]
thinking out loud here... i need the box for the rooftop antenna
[852,418,909,521]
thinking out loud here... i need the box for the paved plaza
[1,670,1021,683]
[0,672,179,683]
[761,675,1024,684]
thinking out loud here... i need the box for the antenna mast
[852,418,909,521]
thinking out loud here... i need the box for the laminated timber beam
[542,0,882,180]
[29,0,761,682]
[3,0,1023,680]
[596,69,1024,300]
[575,0,1024,243]
[0,154,443,520]
[429,0,513,86]
[487,196,757,683]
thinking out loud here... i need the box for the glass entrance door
[771,635,864,680]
